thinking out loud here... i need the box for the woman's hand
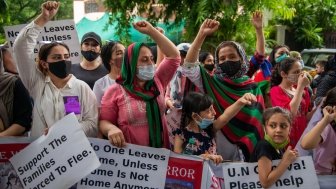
[199,19,220,37]
[297,72,310,88]
[41,1,60,21]
[252,11,263,30]
[107,127,126,148]
[133,21,156,35]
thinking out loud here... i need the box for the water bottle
[183,138,196,155]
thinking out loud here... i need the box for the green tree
[104,0,295,54]
[275,0,336,49]
[0,0,73,44]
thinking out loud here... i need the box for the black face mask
[81,50,100,61]
[218,60,242,77]
[48,60,72,79]
[203,64,214,72]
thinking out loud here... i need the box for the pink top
[314,124,336,174]
[100,57,180,148]
[270,86,311,147]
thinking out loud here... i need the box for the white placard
[9,113,101,189]
[223,156,320,189]
[4,20,81,63]
[77,138,170,189]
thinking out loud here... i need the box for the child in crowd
[311,60,327,105]
[301,87,336,175]
[250,107,299,188]
[173,92,256,164]
[270,57,311,147]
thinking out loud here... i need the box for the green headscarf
[116,43,163,148]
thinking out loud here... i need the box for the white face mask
[136,64,155,81]
[287,73,300,84]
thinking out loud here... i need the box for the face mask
[114,57,123,68]
[218,60,242,78]
[275,53,289,63]
[47,60,72,79]
[81,50,100,61]
[299,60,304,67]
[287,73,300,83]
[204,64,214,72]
[264,134,289,150]
[195,116,214,129]
[136,65,155,81]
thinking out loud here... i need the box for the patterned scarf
[200,65,269,159]
[116,43,163,148]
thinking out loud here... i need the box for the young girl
[173,92,257,164]
[270,57,311,147]
[250,107,299,188]
[301,87,336,175]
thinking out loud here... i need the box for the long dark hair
[199,51,212,64]
[180,92,213,129]
[101,41,122,71]
[271,57,297,87]
[321,87,336,109]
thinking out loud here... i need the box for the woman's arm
[252,11,265,56]
[258,146,298,188]
[301,106,336,149]
[13,1,60,95]
[213,93,257,130]
[246,11,266,78]
[99,120,126,147]
[185,19,219,64]
[290,73,310,116]
[133,21,179,58]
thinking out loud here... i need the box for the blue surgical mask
[275,53,289,63]
[196,117,214,129]
[136,65,155,81]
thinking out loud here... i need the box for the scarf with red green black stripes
[199,66,269,159]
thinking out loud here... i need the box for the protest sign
[203,161,225,189]
[3,20,81,63]
[223,156,320,189]
[165,153,205,189]
[9,113,101,189]
[166,108,181,148]
[0,137,33,189]
[77,138,170,189]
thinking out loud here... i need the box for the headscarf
[201,41,270,160]
[0,49,18,130]
[116,43,163,148]
[214,41,249,80]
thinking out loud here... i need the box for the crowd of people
[1,1,336,188]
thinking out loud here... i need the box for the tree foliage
[0,0,73,44]
[276,0,336,49]
[104,0,296,54]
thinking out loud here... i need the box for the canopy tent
[75,13,184,44]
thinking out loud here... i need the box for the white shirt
[93,74,116,107]
[14,21,98,137]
